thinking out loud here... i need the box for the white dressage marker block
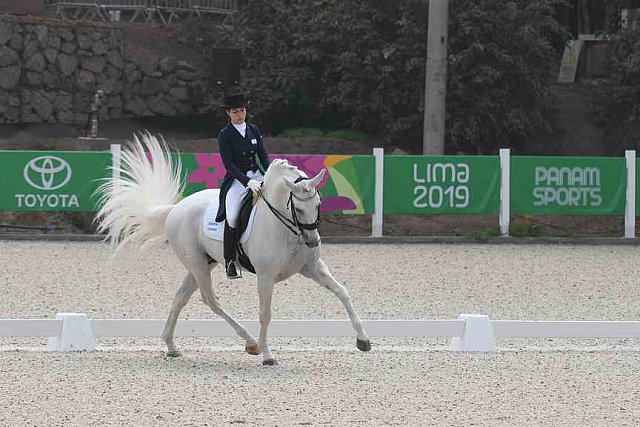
[450,314,496,352]
[47,313,95,352]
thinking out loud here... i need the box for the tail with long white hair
[94,132,183,252]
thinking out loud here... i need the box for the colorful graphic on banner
[182,153,375,214]
[0,151,112,211]
[511,157,625,215]
[383,156,500,214]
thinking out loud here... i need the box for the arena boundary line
[2,314,640,353]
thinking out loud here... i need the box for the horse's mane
[262,158,304,188]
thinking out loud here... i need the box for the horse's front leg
[257,274,277,366]
[301,258,371,351]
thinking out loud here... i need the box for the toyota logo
[23,156,72,190]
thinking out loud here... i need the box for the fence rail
[1,148,637,237]
[2,313,640,352]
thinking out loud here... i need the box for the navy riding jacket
[215,122,270,222]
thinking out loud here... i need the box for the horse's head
[262,159,325,248]
[283,168,325,248]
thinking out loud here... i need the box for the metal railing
[50,0,237,23]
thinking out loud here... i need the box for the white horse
[95,133,371,366]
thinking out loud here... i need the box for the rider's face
[227,108,246,124]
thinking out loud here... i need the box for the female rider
[215,93,270,279]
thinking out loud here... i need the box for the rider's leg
[224,180,245,279]
[223,221,240,279]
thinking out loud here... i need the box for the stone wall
[0,16,207,127]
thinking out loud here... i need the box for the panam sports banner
[510,156,625,215]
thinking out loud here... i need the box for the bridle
[257,177,321,242]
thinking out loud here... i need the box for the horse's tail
[94,132,184,252]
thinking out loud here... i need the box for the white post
[499,149,510,236]
[625,150,636,238]
[450,314,496,352]
[372,147,384,237]
[110,144,121,180]
[47,313,95,352]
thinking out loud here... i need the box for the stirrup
[225,260,242,279]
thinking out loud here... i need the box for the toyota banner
[0,151,112,212]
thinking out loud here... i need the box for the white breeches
[225,169,264,228]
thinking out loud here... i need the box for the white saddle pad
[202,197,257,244]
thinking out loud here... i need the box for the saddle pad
[202,197,257,244]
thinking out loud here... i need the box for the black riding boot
[224,222,241,279]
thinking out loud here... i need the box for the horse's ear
[310,169,326,187]
[283,177,297,192]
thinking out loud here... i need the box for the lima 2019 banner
[0,151,375,213]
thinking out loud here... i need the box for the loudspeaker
[211,48,242,87]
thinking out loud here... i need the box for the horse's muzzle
[303,232,320,248]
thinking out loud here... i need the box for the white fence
[2,313,640,353]
[370,149,639,238]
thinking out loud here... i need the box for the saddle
[234,191,257,274]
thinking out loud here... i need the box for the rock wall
[0,16,207,127]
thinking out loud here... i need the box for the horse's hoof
[262,359,279,366]
[245,344,261,355]
[165,349,181,358]
[356,339,371,352]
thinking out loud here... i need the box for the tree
[179,0,568,154]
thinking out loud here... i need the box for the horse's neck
[261,183,288,213]
[256,184,293,234]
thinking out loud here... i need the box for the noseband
[258,177,321,242]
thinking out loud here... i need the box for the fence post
[625,150,636,238]
[372,147,384,237]
[110,144,121,180]
[499,149,510,236]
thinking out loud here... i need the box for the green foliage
[452,226,501,237]
[447,0,568,154]
[278,127,368,141]
[324,130,368,141]
[279,128,325,138]
[594,29,640,151]
[180,0,568,153]
[508,222,542,237]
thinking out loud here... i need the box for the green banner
[511,156,625,215]
[0,151,112,212]
[383,156,500,214]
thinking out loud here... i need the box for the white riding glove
[247,179,262,194]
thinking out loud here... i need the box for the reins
[257,176,321,240]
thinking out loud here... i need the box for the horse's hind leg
[301,258,371,351]
[188,257,260,356]
[162,272,198,357]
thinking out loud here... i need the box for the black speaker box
[211,48,242,87]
